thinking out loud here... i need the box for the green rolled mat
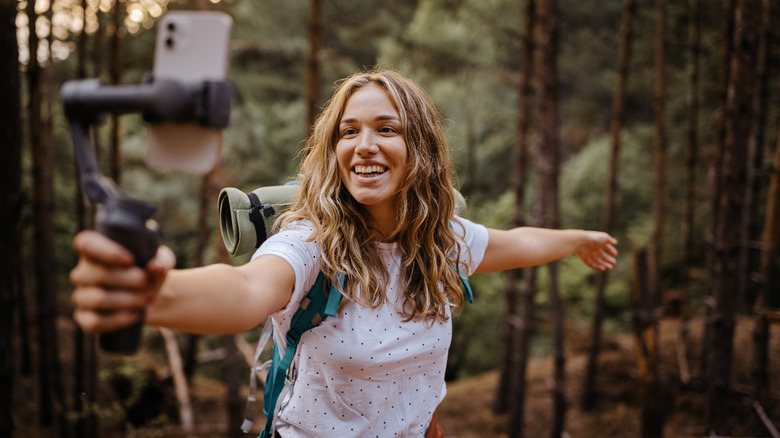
[218,184,299,257]
[218,185,467,257]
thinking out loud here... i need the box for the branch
[753,400,780,438]
[160,328,194,437]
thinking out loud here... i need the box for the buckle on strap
[247,192,274,248]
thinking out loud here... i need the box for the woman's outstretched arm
[475,227,618,274]
[70,230,294,335]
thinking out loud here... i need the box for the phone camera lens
[165,37,174,48]
[167,22,176,32]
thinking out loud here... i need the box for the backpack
[218,185,473,437]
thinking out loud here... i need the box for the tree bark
[581,0,636,411]
[750,28,779,434]
[536,0,565,435]
[738,0,771,310]
[701,0,736,381]
[649,0,667,310]
[109,0,124,183]
[0,1,23,435]
[706,0,761,434]
[43,4,70,436]
[28,0,60,428]
[495,0,535,416]
[681,0,700,305]
[631,248,665,438]
[508,267,538,438]
[306,0,323,136]
[224,335,243,438]
[72,3,99,437]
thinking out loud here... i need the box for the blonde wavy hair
[279,69,468,323]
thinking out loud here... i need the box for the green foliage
[21,0,771,391]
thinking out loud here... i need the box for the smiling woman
[69,68,618,438]
[336,83,409,234]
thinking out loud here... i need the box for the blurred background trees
[2,0,779,437]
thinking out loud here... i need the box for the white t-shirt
[251,217,489,437]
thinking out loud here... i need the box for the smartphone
[146,11,233,174]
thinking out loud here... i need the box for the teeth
[354,165,386,174]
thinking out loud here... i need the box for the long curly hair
[279,69,468,323]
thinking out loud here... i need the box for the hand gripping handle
[95,195,159,355]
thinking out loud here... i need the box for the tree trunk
[224,335,243,438]
[0,1,23,435]
[109,0,124,183]
[536,0,565,435]
[28,0,57,428]
[751,92,780,434]
[739,0,771,310]
[706,0,761,434]
[548,263,566,438]
[631,248,665,438]
[701,0,736,382]
[581,0,636,411]
[72,3,99,437]
[43,4,70,436]
[681,0,700,306]
[508,267,538,438]
[675,0,701,390]
[495,0,535,416]
[649,0,667,310]
[305,0,322,136]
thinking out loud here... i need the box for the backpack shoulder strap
[449,220,474,304]
[256,271,344,438]
[459,268,473,304]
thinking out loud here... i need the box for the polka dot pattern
[251,218,489,437]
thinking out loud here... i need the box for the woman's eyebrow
[340,114,401,125]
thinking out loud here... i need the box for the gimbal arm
[62,76,232,354]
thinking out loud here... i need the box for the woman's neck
[364,205,397,243]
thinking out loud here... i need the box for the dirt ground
[11,316,780,437]
[437,317,780,438]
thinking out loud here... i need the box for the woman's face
[336,83,409,222]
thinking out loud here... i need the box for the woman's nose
[355,131,379,156]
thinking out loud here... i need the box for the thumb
[147,245,176,289]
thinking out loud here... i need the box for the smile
[353,165,388,176]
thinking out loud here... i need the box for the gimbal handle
[62,76,232,354]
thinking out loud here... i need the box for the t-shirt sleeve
[452,216,489,276]
[250,221,321,320]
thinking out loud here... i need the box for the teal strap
[324,273,344,317]
[460,271,473,304]
[447,219,474,303]
[259,271,343,437]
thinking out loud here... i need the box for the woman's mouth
[353,165,388,177]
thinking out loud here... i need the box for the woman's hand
[69,230,176,333]
[574,231,618,272]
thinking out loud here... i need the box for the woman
[70,69,618,437]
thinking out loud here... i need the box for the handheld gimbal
[62,76,233,354]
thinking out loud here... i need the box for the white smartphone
[146,11,233,174]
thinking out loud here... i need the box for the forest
[1,0,779,437]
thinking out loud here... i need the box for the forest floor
[437,316,780,438]
[12,315,780,437]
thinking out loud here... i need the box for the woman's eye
[341,128,357,137]
[379,126,397,134]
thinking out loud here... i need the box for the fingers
[74,230,135,267]
[74,307,142,333]
[70,231,176,333]
[578,232,618,272]
[70,261,148,290]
